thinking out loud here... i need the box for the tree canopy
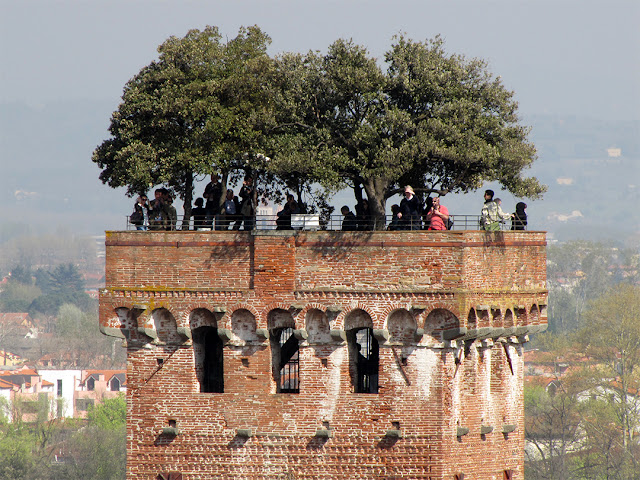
[93,26,545,228]
[92,26,275,226]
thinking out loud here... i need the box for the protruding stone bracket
[461,328,478,341]
[315,428,332,438]
[217,328,233,344]
[138,327,158,340]
[385,429,402,439]
[330,329,346,343]
[527,324,548,335]
[443,327,467,341]
[480,425,494,435]
[255,329,269,341]
[373,329,390,343]
[456,427,469,437]
[501,424,517,434]
[176,326,192,340]
[293,329,308,341]
[476,327,494,341]
[162,427,179,436]
[100,325,126,339]
[490,327,504,339]
[501,327,516,338]
[236,428,252,438]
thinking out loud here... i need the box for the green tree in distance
[578,284,640,466]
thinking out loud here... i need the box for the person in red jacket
[425,196,449,230]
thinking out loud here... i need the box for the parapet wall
[100,230,547,480]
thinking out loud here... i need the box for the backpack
[130,209,143,225]
[446,217,454,230]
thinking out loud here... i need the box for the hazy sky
[2,0,638,120]
[1,0,639,237]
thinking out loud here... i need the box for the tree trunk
[181,171,194,231]
[363,177,389,230]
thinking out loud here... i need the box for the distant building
[0,367,125,422]
[607,147,622,157]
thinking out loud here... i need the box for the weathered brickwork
[100,230,547,480]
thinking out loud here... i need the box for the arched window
[192,326,224,393]
[87,376,96,391]
[349,327,379,394]
[272,326,300,393]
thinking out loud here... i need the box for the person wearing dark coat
[341,206,358,231]
[511,202,528,230]
[355,198,374,231]
[399,185,422,230]
[276,194,299,230]
[191,197,208,230]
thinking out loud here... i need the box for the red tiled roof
[0,378,14,389]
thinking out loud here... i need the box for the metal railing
[127,214,526,232]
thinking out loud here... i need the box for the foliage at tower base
[525,284,640,480]
[93,26,545,229]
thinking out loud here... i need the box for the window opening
[87,377,95,391]
[351,327,379,393]
[503,470,513,480]
[57,379,63,397]
[193,326,224,393]
[273,327,299,393]
[110,377,121,392]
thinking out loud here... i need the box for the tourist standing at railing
[149,189,169,230]
[191,197,208,230]
[131,195,149,230]
[355,198,374,231]
[480,189,510,231]
[239,176,256,231]
[511,202,528,230]
[203,174,223,230]
[276,193,299,230]
[219,189,241,230]
[388,204,401,231]
[399,186,422,230]
[341,206,358,231]
[165,191,177,231]
[425,197,449,230]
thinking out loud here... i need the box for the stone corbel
[217,328,233,344]
[373,329,390,343]
[176,326,192,340]
[329,329,346,343]
[255,329,269,341]
[443,327,467,341]
[99,324,126,339]
[293,329,308,341]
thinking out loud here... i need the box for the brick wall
[100,230,547,479]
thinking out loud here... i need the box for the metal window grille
[277,327,300,393]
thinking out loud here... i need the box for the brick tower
[99,229,547,479]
